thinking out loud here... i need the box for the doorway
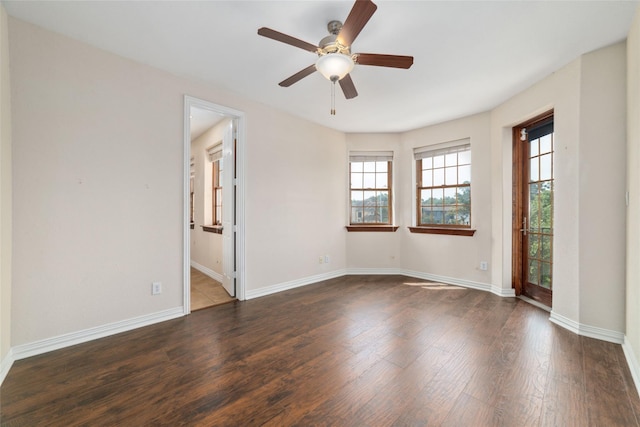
[183,96,245,314]
[512,111,554,308]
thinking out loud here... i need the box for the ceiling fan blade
[279,64,317,87]
[258,27,319,53]
[339,74,358,99]
[336,0,377,47]
[355,53,414,69]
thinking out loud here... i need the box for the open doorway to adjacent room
[184,96,245,312]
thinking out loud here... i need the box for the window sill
[408,227,476,236]
[346,225,399,232]
[201,225,223,234]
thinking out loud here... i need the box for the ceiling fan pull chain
[331,78,337,115]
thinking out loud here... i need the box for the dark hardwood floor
[2,275,639,426]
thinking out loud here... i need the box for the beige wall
[244,106,347,291]
[492,56,582,321]
[578,43,627,332]
[0,5,12,373]
[400,113,493,284]
[345,114,493,286]
[8,17,346,346]
[626,5,640,387]
[491,42,627,333]
[190,120,228,276]
[345,133,402,270]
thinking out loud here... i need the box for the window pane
[376,172,388,189]
[422,170,432,187]
[363,161,375,172]
[540,183,553,230]
[363,191,376,205]
[540,153,552,181]
[530,140,539,157]
[363,173,375,188]
[381,207,389,223]
[351,190,364,207]
[445,207,457,224]
[539,134,552,154]
[351,161,363,172]
[433,168,444,186]
[351,207,363,223]
[421,157,432,169]
[529,234,539,257]
[458,150,471,165]
[364,206,376,222]
[541,235,552,261]
[528,260,540,285]
[445,167,457,186]
[459,165,470,184]
[432,206,444,224]
[420,189,432,204]
[377,191,389,207]
[530,157,539,182]
[540,262,552,289]
[376,161,388,173]
[444,187,456,202]
[432,188,444,205]
[433,155,445,168]
[445,153,457,167]
[351,173,363,189]
[421,207,432,224]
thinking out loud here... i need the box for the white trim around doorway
[183,95,246,314]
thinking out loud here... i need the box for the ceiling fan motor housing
[327,20,342,35]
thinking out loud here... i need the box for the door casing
[512,110,554,306]
[183,95,246,313]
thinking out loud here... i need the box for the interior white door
[221,121,235,296]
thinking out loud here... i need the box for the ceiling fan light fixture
[315,53,354,81]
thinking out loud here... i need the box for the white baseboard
[401,269,514,297]
[245,269,348,300]
[248,268,512,301]
[190,260,223,283]
[0,348,14,386]
[346,267,405,276]
[622,336,640,398]
[11,307,184,362]
[549,311,624,344]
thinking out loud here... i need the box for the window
[202,142,223,234]
[413,139,472,233]
[212,159,223,225]
[349,151,395,230]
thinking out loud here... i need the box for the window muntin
[415,142,471,228]
[349,152,393,225]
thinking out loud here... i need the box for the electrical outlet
[319,256,324,264]
[324,255,330,264]
[152,281,162,295]
[480,261,488,271]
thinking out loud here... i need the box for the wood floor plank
[2,275,639,426]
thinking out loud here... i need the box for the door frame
[512,109,553,303]
[183,95,246,314]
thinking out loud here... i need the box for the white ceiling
[4,0,638,133]
[190,106,225,142]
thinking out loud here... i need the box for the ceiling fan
[257,0,413,114]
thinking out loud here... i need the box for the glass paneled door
[513,112,554,307]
